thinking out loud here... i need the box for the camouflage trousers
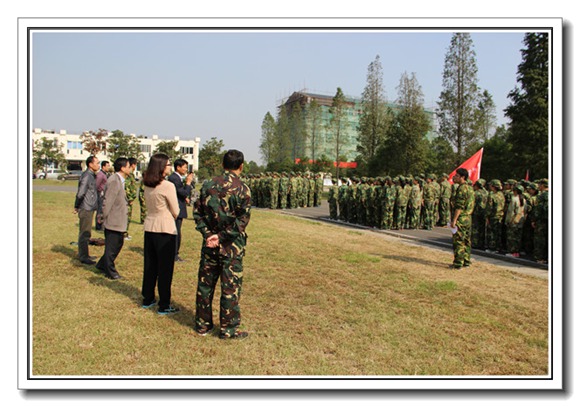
[452,215,472,267]
[195,246,245,337]
[485,218,503,251]
[423,201,436,230]
[395,205,407,229]
[471,213,486,249]
[381,206,394,230]
[269,191,278,210]
[288,194,298,209]
[438,198,450,226]
[533,220,548,262]
[328,198,338,220]
[348,202,358,224]
[506,224,523,253]
[407,205,421,229]
[126,203,134,232]
[338,201,348,221]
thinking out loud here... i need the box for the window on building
[140,144,151,153]
[67,141,83,149]
[180,147,194,155]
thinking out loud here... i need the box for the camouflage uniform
[357,178,369,226]
[394,179,407,230]
[451,181,475,268]
[338,179,349,221]
[308,176,315,207]
[278,173,290,209]
[407,179,422,229]
[505,186,526,254]
[347,180,358,224]
[138,178,147,224]
[314,175,324,207]
[485,180,505,252]
[522,184,538,256]
[438,176,452,226]
[328,180,339,220]
[533,180,549,263]
[193,171,252,338]
[124,172,137,234]
[381,178,396,230]
[422,176,437,230]
[269,174,280,210]
[471,180,488,249]
[289,174,299,209]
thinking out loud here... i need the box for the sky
[31,27,529,165]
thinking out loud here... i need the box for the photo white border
[18,17,563,391]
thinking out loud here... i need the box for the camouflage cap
[490,179,502,189]
[515,184,525,194]
[528,182,538,190]
[385,175,392,181]
[539,178,549,187]
[505,179,517,185]
[476,178,486,186]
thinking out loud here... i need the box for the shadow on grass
[87,275,198,332]
[129,246,144,256]
[373,252,449,268]
[52,244,77,259]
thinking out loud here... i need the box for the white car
[37,168,68,179]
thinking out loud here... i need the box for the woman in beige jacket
[141,153,181,315]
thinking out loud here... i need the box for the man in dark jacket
[74,156,100,265]
[167,158,194,262]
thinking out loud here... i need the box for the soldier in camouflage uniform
[328,178,339,220]
[500,179,516,252]
[338,177,349,221]
[394,177,407,230]
[422,174,437,230]
[124,158,138,239]
[365,178,377,227]
[314,173,324,207]
[307,174,315,207]
[522,182,538,256]
[278,172,289,209]
[449,168,475,269]
[269,173,280,210]
[138,178,147,224]
[357,177,369,226]
[381,176,396,230]
[288,172,299,209]
[485,179,505,253]
[438,174,452,227]
[471,179,488,249]
[505,184,526,257]
[193,149,252,340]
[407,177,422,229]
[532,179,549,264]
[347,178,358,224]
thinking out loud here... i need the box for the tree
[474,90,497,141]
[273,105,292,166]
[504,32,549,179]
[259,112,277,165]
[357,55,391,171]
[33,137,67,173]
[80,128,108,156]
[425,135,455,176]
[328,87,349,179]
[382,72,431,175]
[153,140,180,163]
[106,130,144,163]
[198,137,225,180]
[480,125,515,181]
[289,102,306,161]
[305,99,323,162]
[437,32,481,164]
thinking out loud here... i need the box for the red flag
[525,169,530,181]
[448,148,483,184]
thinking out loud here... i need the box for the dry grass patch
[31,191,549,376]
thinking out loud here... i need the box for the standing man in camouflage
[471,179,488,250]
[438,174,452,226]
[407,177,423,229]
[485,179,505,253]
[422,174,437,230]
[124,157,138,240]
[193,149,252,340]
[449,168,475,269]
[338,177,349,222]
[532,179,549,264]
[327,178,339,220]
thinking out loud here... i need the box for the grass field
[31,187,549,376]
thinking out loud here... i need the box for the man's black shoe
[157,306,180,315]
[80,258,96,265]
[107,273,122,280]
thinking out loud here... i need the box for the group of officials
[74,151,251,340]
[326,171,549,266]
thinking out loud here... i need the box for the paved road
[257,200,549,279]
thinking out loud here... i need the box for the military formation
[242,172,324,210]
[326,174,549,265]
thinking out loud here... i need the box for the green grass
[31,190,549,376]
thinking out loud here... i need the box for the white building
[32,128,201,174]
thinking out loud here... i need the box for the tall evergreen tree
[305,99,322,163]
[385,72,431,174]
[436,32,481,164]
[289,102,306,161]
[474,89,497,141]
[504,32,549,179]
[328,87,349,179]
[357,55,391,171]
[273,105,292,166]
[198,137,225,179]
[259,111,277,165]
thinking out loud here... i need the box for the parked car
[58,170,83,180]
[36,168,68,180]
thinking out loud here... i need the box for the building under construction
[281,90,437,163]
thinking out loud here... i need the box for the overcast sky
[32,28,530,165]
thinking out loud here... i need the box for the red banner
[448,148,483,184]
